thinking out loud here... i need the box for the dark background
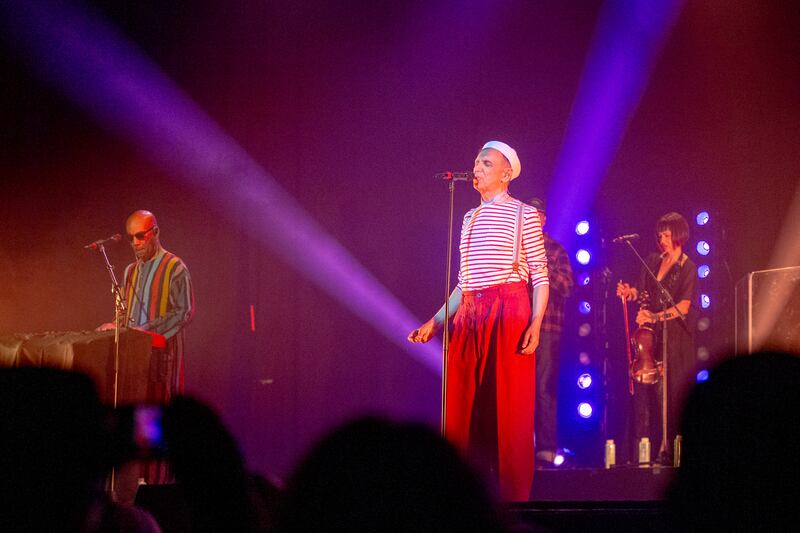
[2,0,798,479]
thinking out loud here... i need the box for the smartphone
[110,404,168,460]
[132,404,167,458]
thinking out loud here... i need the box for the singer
[98,211,194,398]
[616,212,697,464]
[408,141,549,501]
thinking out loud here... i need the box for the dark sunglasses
[127,226,157,242]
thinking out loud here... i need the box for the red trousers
[445,281,535,501]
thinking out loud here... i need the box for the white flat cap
[482,140,521,180]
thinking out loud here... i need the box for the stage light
[578,301,592,314]
[700,294,711,309]
[696,369,709,382]
[577,373,593,389]
[697,317,710,331]
[576,249,591,265]
[696,241,710,256]
[575,220,590,235]
[697,346,710,361]
[698,264,710,279]
[578,323,592,337]
[579,352,591,365]
[578,402,593,418]
[696,211,710,226]
[578,272,590,286]
[553,454,566,467]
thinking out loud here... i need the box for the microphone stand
[95,243,127,497]
[622,239,686,465]
[439,172,470,437]
[599,267,612,443]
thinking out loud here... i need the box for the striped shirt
[123,247,194,340]
[457,195,549,292]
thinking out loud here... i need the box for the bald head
[127,210,157,229]
[126,210,160,261]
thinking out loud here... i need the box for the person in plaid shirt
[527,197,573,467]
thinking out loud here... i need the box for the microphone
[433,171,474,181]
[84,234,122,250]
[612,233,640,243]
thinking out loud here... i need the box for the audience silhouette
[161,395,271,533]
[0,367,161,532]
[273,416,509,533]
[13,352,797,532]
[667,351,800,532]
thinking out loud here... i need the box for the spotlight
[696,369,709,382]
[576,249,591,265]
[577,373,593,389]
[553,454,566,467]
[578,272,590,286]
[696,211,710,226]
[696,241,710,256]
[697,264,710,279]
[697,317,710,331]
[700,294,711,309]
[578,402,593,418]
[579,352,591,365]
[578,301,592,314]
[575,220,590,235]
[578,323,592,337]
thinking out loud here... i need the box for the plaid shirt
[539,233,573,333]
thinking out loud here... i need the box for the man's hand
[520,323,540,355]
[96,323,147,333]
[407,318,442,343]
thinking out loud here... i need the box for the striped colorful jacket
[123,247,194,340]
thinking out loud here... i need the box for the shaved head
[126,210,157,228]
[126,210,160,261]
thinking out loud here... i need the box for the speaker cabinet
[735,266,800,354]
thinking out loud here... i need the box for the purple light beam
[546,0,685,243]
[0,0,443,372]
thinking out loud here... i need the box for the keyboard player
[98,209,194,402]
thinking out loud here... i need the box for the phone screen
[133,405,166,458]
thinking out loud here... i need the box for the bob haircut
[656,212,689,248]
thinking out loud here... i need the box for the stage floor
[501,466,676,532]
[530,465,675,501]
[506,500,670,533]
